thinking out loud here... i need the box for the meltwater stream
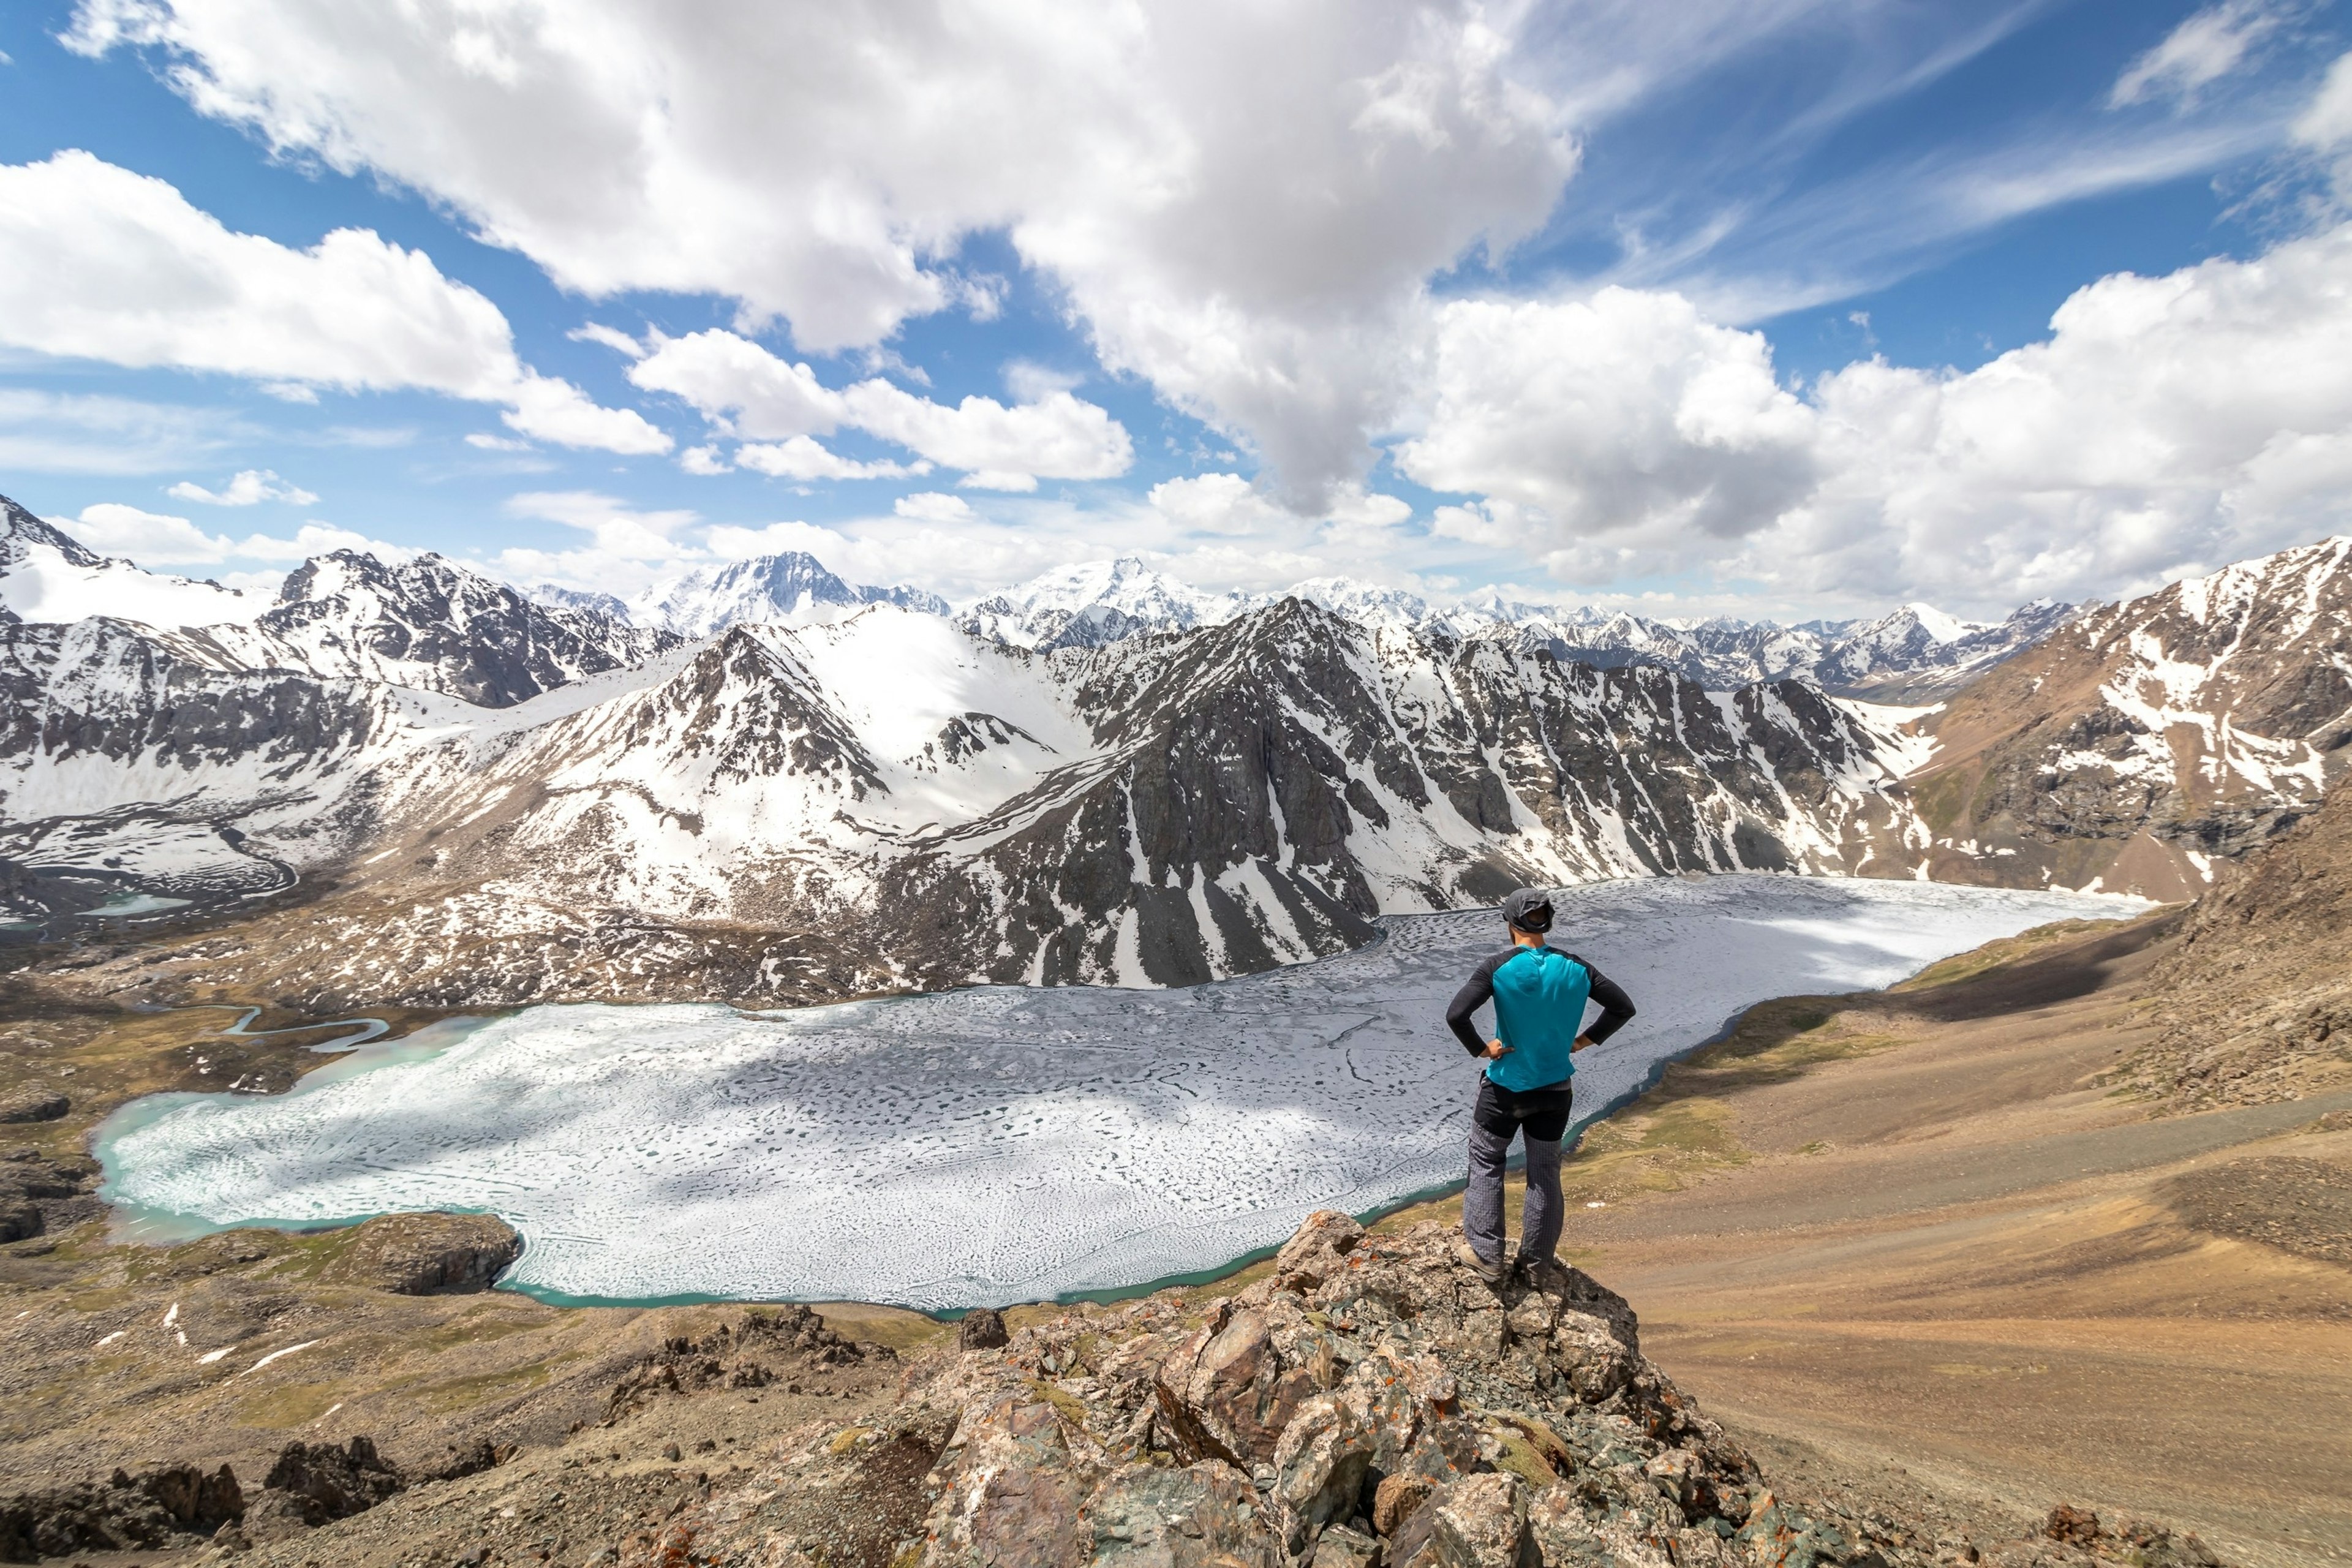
[96,876,2144,1310]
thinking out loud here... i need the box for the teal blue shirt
[1446,944,1637,1093]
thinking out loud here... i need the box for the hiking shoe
[1512,1254,1565,1289]
[1453,1241,1505,1286]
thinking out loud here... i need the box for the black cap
[1501,888,1553,933]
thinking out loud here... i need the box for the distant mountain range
[520,548,2075,702]
[0,487,2343,1008]
[943,558,2074,702]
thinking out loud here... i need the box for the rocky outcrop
[605,1307,894,1419]
[258,1436,405,1529]
[624,1214,1771,1567]
[957,1308,1011,1351]
[224,550,676,709]
[2111,776,2352,1109]
[0,1461,241,1561]
[611,1213,2237,1568]
[315,1212,522,1294]
[0,1085,64,1123]
[0,1146,96,1243]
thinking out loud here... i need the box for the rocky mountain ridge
[943,554,2073,698]
[12,492,2057,698]
[2,486,2347,1006]
[1903,535,2352,901]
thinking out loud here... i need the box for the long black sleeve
[1573,956,1637,1044]
[1445,951,1507,1055]
[1445,948,1637,1057]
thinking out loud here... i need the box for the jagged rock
[1385,1472,1534,1568]
[126,1463,243,1531]
[957,1307,1010,1351]
[315,1212,522,1294]
[1272,1207,1365,1291]
[638,1216,1771,1567]
[605,1212,2242,1568]
[261,1435,404,1525]
[2044,1504,2099,1545]
[0,1085,66,1123]
[1375,1472,1437,1536]
[1311,1521,1384,1567]
[413,1438,504,1483]
[0,1461,242,1561]
[606,1306,891,1417]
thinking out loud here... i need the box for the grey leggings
[1462,1077,1570,1266]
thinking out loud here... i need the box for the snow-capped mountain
[2,596,1931,1006]
[1904,535,2352,899]
[0,496,258,627]
[197,551,677,707]
[952,556,1245,650]
[949,554,2070,696]
[625,551,948,637]
[0,500,672,710]
[2,477,2343,1007]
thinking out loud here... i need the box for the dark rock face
[315,1212,524,1294]
[869,600,1913,992]
[0,1085,65,1123]
[258,551,675,708]
[262,1435,405,1525]
[0,1461,241,1562]
[957,1308,1010,1352]
[0,1147,96,1242]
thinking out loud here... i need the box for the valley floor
[1,911,2345,1564]
[1385,914,2352,1568]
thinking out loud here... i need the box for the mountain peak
[0,493,102,570]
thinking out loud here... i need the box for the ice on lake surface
[99,876,2143,1310]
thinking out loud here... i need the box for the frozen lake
[97,876,2143,1310]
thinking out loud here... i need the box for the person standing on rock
[1445,886,1636,1286]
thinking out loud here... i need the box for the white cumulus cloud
[65,0,1570,501]
[167,468,317,506]
[734,437,926,482]
[630,328,1129,489]
[0,150,668,454]
[62,502,405,567]
[1396,288,1817,576]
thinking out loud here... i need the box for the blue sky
[2,0,2350,619]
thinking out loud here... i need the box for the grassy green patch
[409,1354,580,1414]
[234,1381,344,1428]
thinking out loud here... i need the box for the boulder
[1272,1207,1365,1291]
[1385,1473,1536,1568]
[315,1212,522,1294]
[1374,1472,1436,1537]
[0,1086,66,1124]
[957,1307,1010,1351]
[261,1436,404,1526]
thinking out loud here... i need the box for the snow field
[97,876,2144,1310]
